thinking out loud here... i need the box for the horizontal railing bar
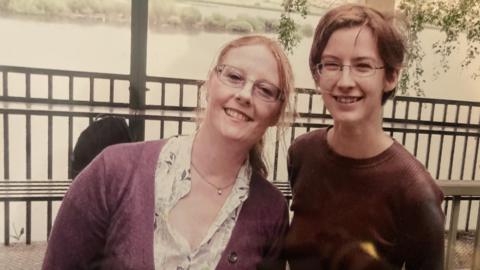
[0,191,67,195]
[438,180,480,196]
[146,75,202,85]
[0,194,64,202]
[393,95,480,107]
[0,65,130,80]
[272,180,480,199]
[0,96,130,107]
[0,109,196,121]
[297,112,480,130]
[0,188,69,192]
[0,180,71,183]
[1,65,480,108]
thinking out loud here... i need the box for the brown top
[284,128,444,270]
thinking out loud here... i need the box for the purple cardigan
[42,140,288,270]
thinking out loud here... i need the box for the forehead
[220,44,279,83]
[322,26,381,61]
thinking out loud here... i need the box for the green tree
[397,0,480,96]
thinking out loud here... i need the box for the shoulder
[79,139,168,191]
[291,128,325,147]
[101,139,167,161]
[289,128,326,157]
[386,143,444,219]
[391,143,443,199]
[248,173,288,214]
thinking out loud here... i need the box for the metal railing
[0,65,479,269]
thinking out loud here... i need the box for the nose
[234,81,254,104]
[337,65,355,88]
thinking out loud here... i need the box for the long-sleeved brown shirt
[284,128,444,270]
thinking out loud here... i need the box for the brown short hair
[309,4,406,104]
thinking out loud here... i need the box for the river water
[0,16,478,100]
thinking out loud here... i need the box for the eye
[321,62,341,71]
[223,67,245,85]
[353,62,374,73]
[255,82,278,99]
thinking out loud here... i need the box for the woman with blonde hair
[43,35,294,270]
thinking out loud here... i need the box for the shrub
[236,14,265,32]
[7,0,67,15]
[264,18,279,33]
[65,0,106,14]
[102,0,130,18]
[166,15,181,27]
[225,20,253,33]
[203,13,227,31]
[150,0,177,25]
[179,6,201,28]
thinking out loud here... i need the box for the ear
[384,69,400,93]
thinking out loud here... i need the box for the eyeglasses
[315,61,384,77]
[214,64,284,103]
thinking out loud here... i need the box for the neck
[191,125,249,183]
[327,121,393,159]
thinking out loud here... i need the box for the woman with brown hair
[284,4,444,270]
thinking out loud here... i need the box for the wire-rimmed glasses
[214,64,284,103]
[315,61,384,78]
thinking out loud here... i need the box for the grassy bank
[0,0,313,36]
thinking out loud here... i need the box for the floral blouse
[154,134,251,270]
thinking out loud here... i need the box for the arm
[258,199,289,270]
[42,152,110,270]
[402,182,445,270]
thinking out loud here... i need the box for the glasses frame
[214,64,284,103]
[315,61,385,78]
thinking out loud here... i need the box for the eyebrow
[222,64,280,87]
[321,55,378,62]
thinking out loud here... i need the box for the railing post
[472,204,480,269]
[446,196,461,270]
[129,0,148,141]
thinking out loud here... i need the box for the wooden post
[129,0,148,141]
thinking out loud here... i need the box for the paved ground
[0,242,46,270]
[0,233,475,269]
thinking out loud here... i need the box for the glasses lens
[317,62,340,77]
[352,62,375,77]
[218,65,245,88]
[216,64,282,102]
[254,82,281,102]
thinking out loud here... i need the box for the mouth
[333,95,363,104]
[224,108,253,122]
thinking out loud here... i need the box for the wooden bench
[0,180,70,201]
[0,180,70,245]
[1,179,480,269]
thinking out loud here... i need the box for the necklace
[190,162,235,195]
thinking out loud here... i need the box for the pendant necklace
[190,162,235,195]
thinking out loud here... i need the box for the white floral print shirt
[154,134,251,270]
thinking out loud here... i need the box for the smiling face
[316,26,398,126]
[203,44,282,147]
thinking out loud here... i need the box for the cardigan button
[228,252,238,264]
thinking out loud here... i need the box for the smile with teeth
[224,108,252,121]
[334,96,362,104]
